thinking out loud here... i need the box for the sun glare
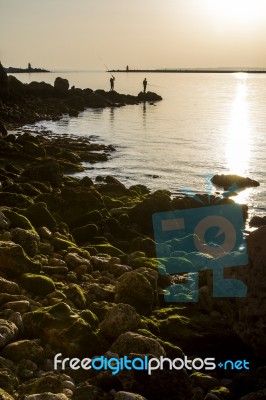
[206,0,264,25]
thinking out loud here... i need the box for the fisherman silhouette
[110,76,115,91]
[143,78,147,93]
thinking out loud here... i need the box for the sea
[11,70,266,220]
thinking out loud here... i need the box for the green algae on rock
[0,241,41,276]
[20,274,56,296]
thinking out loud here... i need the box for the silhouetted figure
[110,76,115,91]
[143,78,147,93]
[126,65,129,71]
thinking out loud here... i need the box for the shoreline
[0,71,265,400]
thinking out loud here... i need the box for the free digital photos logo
[152,178,248,302]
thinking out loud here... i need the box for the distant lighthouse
[28,63,32,70]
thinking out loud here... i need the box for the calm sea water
[13,71,266,219]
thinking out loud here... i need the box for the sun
[205,0,264,26]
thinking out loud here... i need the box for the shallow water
[14,70,266,218]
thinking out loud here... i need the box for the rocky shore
[0,65,265,400]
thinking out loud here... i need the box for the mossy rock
[20,183,42,197]
[79,309,99,329]
[69,210,103,228]
[18,374,64,395]
[22,302,107,357]
[2,209,34,230]
[31,181,52,193]
[0,192,33,208]
[82,245,98,255]
[0,369,19,394]
[93,243,124,257]
[209,387,230,399]
[131,257,158,271]
[21,202,57,230]
[23,141,46,157]
[2,339,45,363]
[0,241,41,277]
[88,301,116,322]
[63,284,86,309]
[103,196,124,210]
[21,273,56,295]
[52,236,76,251]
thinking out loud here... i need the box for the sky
[1,0,266,70]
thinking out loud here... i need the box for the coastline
[0,72,265,400]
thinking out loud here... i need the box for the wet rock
[110,331,166,357]
[11,227,40,256]
[0,241,41,276]
[114,271,154,315]
[0,277,20,294]
[21,273,56,296]
[100,303,141,337]
[22,159,63,188]
[211,174,260,190]
[0,319,18,349]
[2,339,44,363]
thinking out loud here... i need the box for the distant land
[5,63,50,73]
[110,67,266,74]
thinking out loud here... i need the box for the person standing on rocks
[110,75,115,91]
[143,78,147,93]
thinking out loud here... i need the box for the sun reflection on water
[226,74,253,206]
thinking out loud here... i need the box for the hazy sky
[1,0,266,70]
